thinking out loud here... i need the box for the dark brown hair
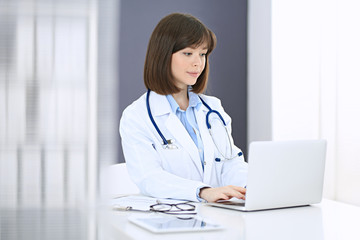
[144,13,217,95]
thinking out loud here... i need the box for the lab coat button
[204,161,206,165]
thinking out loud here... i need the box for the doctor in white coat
[120,13,248,203]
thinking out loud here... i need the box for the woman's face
[171,43,208,91]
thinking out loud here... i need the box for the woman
[120,13,247,203]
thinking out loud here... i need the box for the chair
[106,163,140,196]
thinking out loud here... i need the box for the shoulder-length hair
[144,13,217,95]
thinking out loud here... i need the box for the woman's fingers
[200,185,246,203]
[228,185,246,194]
[223,186,245,200]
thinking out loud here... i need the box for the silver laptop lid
[244,140,327,211]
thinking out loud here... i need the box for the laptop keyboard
[217,201,245,207]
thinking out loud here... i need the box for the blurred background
[1,0,360,215]
[0,0,104,208]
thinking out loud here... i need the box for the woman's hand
[199,185,246,203]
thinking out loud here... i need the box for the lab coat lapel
[151,92,204,176]
[196,104,215,184]
[165,114,204,176]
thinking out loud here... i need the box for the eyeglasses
[112,200,197,219]
[149,201,196,215]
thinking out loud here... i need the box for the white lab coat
[119,91,248,202]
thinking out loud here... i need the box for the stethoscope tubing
[146,89,168,145]
[146,89,242,160]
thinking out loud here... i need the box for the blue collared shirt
[166,92,205,170]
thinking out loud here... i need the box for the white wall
[248,0,273,143]
[249,0,360,206]
[333,0,360,205]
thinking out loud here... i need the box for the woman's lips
[187,72,200,78]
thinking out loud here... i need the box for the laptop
[207,140,327,211]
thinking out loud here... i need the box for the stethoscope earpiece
[215,151,242,162]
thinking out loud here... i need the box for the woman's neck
[172,89,189,111]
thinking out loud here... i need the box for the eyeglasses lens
[175,203,195,211]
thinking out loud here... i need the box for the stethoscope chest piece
[163,139,178,149]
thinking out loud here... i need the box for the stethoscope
[146,89,243,162]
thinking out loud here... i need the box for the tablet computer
[128,215,223,233]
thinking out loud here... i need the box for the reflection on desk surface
[0,207,97,240]
[1,199,360,240]
[242,206,323,240]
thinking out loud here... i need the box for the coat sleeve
[119,104,209,202]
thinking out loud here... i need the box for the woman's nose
[192,55,201,66]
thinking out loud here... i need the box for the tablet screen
[129,216,223,233]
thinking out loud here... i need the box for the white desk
[1,198,359,240]
[105,198,360,240]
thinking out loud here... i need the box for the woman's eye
[183,52,192,56]
[200,53,207,57]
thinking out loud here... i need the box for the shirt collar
[166,91,202,114]
[189,91,202,110]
